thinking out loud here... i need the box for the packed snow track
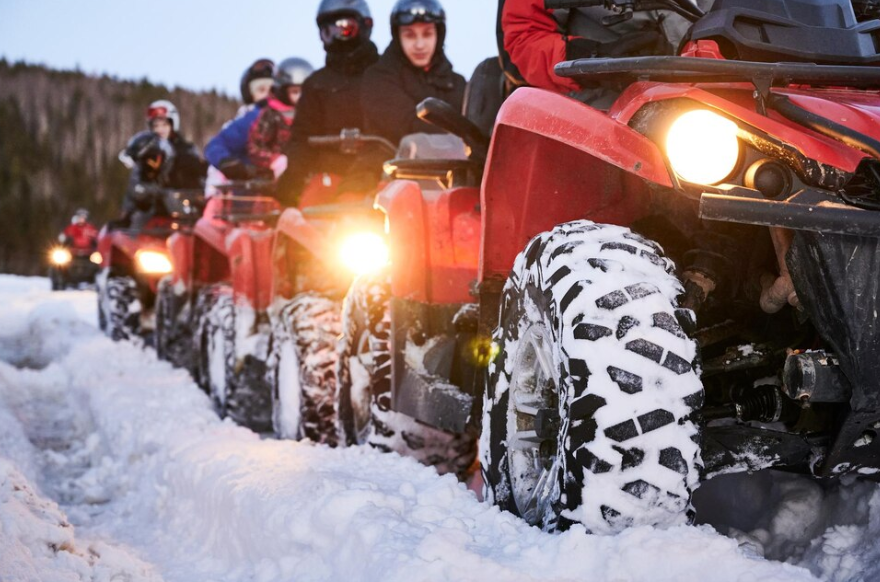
[0,276,877,581]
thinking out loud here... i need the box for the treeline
[0,59,239,275]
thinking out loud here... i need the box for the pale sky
[0,0,499,98]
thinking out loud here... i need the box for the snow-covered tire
[98,273,141,342]
[337,273,477,477]
[156,277,193,370]
[49,268,65,291]
[271,293,341,445]
[193,284,235,415]
[481,220,703,534]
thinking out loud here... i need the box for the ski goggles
[147,105,169,120]
[320,17,361,43]
[248,58,274,79]
[394,4,445,26]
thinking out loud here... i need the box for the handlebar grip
[308,136,343,146]
[544,0,606,8]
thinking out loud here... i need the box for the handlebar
[213,179,276,193]
[544,0,703,22]
[308,129,398,156]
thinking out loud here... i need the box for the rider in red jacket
[499,0,694,100]
[60,209,98,252]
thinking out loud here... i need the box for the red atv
[337,0,880,534]
[267,130,395,444]
[96,187,203,341]
[156,180,281,431]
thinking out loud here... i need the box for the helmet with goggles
[390,0,446,44]
[240,58,275,104]
[146,99,180,132]
[317,0,373,46]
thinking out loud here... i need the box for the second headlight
[135,250,172,275]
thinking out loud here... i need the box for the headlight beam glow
[339,232,390,276]
[135,250,173,274]
[666,109,740,185]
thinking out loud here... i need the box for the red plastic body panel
[166,232,193,288]
[480,88,662,283]
[275,208,327,259]
[188,196,281,312]
[96,218,174,292]
[609,83,869,174]
[227,226,276,312]
[376,181,481,305]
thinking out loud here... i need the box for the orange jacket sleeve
[501,0,580,94]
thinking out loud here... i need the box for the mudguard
[166,232,193,288]
[480,88,667,284]
[376,181,480,305]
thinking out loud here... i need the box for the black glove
[218,159,273,182]
[599,31,666,58]
[218,158,251,180]
[566,31,666,60]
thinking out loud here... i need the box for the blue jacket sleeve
[204,107,261,168]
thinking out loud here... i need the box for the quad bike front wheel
[156,277,194,371]
[336,272,477,477]
[97,272,141,342]
[482,221,703,534]
[271,293,341,445]
[193,284,235,416]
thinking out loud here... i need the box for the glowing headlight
[339,232,390,276]
[90,252,103,265]
[135,250,172,274]
[666,110,740,185]
[50,247,72,266]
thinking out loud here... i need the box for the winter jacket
[205,105,263,168]
[123,132,206,213]
[499,0,689,95]
[277,41,382,205]
[61,223,98,251]
[362,42,467,147]
[248,97,296,169]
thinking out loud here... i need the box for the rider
[248,57,315,177]
[362,0,466,146]
[204,60,278,185]
[59,209,98,252]
[122,101,206,215]
[277,0,381,205]
[236,58,276,118]
[498,0,695,105]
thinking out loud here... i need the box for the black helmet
[240,58,275,104]
[272,57,315,105]
[317,0,373,48]
[390,0,446,46]
[317,0,371,23]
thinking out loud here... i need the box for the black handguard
[567,31,666,61]
[218,158,251,181]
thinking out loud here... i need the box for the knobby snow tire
[337,273,477,477]
[271,293,341,445]
[98,273,141,342]
[481,220,703,534]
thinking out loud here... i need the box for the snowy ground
[0,275,877,582]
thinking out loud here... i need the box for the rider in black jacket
[277,0,381,205]
[362,0,466,146]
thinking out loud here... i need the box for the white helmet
[147,99,180,132]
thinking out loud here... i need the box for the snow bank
[0,460,162,582]
[0,276,872,581]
